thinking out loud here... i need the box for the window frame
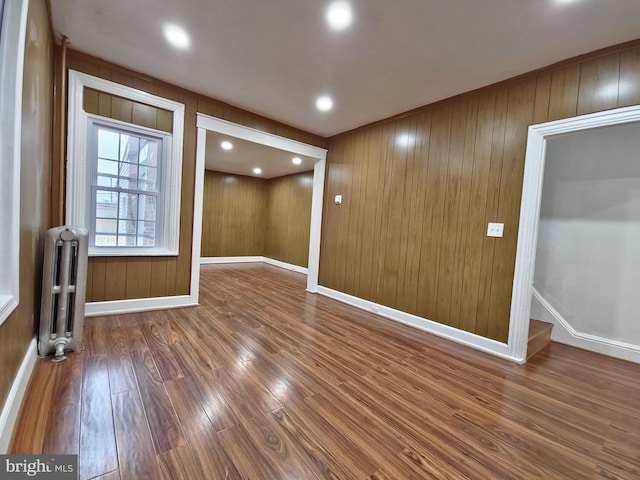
[67,70,184,257]
[0,0,29,326]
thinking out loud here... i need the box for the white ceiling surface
[51,0,640,137]
[205,131,315,179]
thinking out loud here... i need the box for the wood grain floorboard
[9,263,640,479]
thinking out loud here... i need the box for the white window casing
[0,0,29,326]
[66,70,185,256]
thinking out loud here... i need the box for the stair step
[527,319,553,360]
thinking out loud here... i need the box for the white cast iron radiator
[39,226,89,362]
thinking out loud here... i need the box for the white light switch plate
[334,194,342,205]
[487,222,504,237]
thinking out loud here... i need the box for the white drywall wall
[534,122,640,345]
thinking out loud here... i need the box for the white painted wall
[534,122,640,345]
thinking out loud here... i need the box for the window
[0,0,28,326]
[90,120,168,249]
[67,70,184,256]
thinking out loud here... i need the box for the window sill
[0,295,19,328]
[89,247,179,257]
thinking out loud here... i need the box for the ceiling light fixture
[316,95,334,112]
[292,157,302,165]
[163,24,190,50]
[253,167,262,175]
[221,141,233,150]
[326,1,353,30]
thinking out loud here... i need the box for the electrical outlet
[487,222,504,238]
[334,194,342,205]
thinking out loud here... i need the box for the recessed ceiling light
[316,95,333,112]
[292,157,302,165]
[326,1,353,30]
[253,167,262,175]
[221,141,233,150]
[163,24,190,50]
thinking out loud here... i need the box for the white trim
[85,295,197,317]
[262,257,308,275]
[194,113,327,294]
[532,288,640,364]
[201,256,263,264]
[510,105,640,364]
[0,338,37,453]
[317,286,521,364]
[66,70,185,256]
[0,0,29,326]
[190,128,207,305]
[200,256,308,275]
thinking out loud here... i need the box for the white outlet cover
[487,222,504,238]
[334,194,342,205]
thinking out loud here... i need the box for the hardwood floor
[11,264,640,479]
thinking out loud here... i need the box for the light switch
[335,194,342,205]
[487,222,504,238]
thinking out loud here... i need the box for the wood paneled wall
[265,172,314,267]
[201,171,266,257]
[83,87,173,132]
[319,42,640,343]
[201,171,313,268]
[62,51,326,302]
[0,0,53,411]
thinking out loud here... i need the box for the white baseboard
[316,286,520,363]
[85,295,198,317]
[200,256,263,265]
[532,288,640,364]
[0,338,37,453]
[262,257,308,275]
[201,256,308,275]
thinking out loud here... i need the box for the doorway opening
[509,105,640,363]
[191,114,328,297]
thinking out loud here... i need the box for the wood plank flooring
[11,264,640,479]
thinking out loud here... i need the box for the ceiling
[205,131,315,178]
[51,0,640,137]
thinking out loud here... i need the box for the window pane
[120,135,139,164]
[138,194,157,222]
[118,219,136,235]
[139,140,159,167]
[118,193,138,220]
[97,129,120,160]
[97,158,119,176]
[95,234,117,247]
[95,218,116,234]
[97,175,117,188]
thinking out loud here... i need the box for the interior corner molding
[0,338,37,454]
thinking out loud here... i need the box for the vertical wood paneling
[577,54,620,116]
[265,172,314,268]
[448,98,478,330]
[434,100,468,327]
[201,171,266,257]
[546,64,580,121]
[618,47,640,107]
[0,0,54,412]
[201,170,313,267]
[487,79,536,342]
[320,43,640,343]
[415,104,452,320]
